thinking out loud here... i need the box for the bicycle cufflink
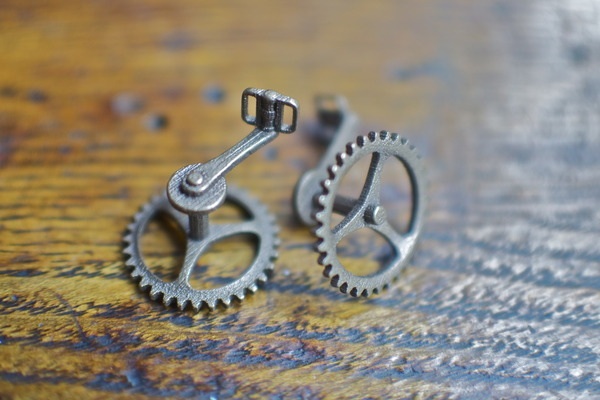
[124,88,425,310]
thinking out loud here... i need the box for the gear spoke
[331,153,390,244]
[176,220,260,284]
[176,238,211,284]
[371,220,408,257]
[360,152,389,207]
[332,209,363,244]
[210,220,260,241]
[145,201,262,286]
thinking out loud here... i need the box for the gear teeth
[149,287,161,300]
[367,131,377,142]
[257,272,268,283]
[139,277,151,289]
[345,142,355,155]
[357,136,366,147]
[314,214,327,229]
[379,130,389,140]
[323,265,332,277]
[315,238,326,252]
[234,291,246,301]
[177,299,190,310]
[248,283,258,293]
[390,133,399,141]
[264,261,275,271]
[349,287,359,297]
[149,291,160,301]
[314,226,327,241]
[192,298,205,310]
[327,164,338,179]
[221,297,232,307]
[339,282,349,293]
[316,192,328,207]
[206,300,217,310]
[163,296,175,307]
[317,245,328,257]
[310,209,320,222]
[330,274,340,287]
[336,152,347,166]
[400,137,408,145]
[317,252,329,267]
[317,196,328,210]
[123,245,134,256]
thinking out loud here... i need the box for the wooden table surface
[1,1,599,398]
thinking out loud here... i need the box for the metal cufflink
[293,95,426,297]
[124,88,298,311]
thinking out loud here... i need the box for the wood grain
[1,0,599,398]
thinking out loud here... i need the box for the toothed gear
[123,186,278,311]
[314,131,426,297]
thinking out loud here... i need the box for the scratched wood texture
[1,1,599,399]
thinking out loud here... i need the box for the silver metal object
[293,96,426,297]
[124,88,298,310]
[293,95,360,226]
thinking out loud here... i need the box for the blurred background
[0,1,599,398]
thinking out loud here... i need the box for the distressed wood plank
[0,0,599,398]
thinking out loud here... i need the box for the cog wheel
[314,130,426,297]
[123,186,278,311]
